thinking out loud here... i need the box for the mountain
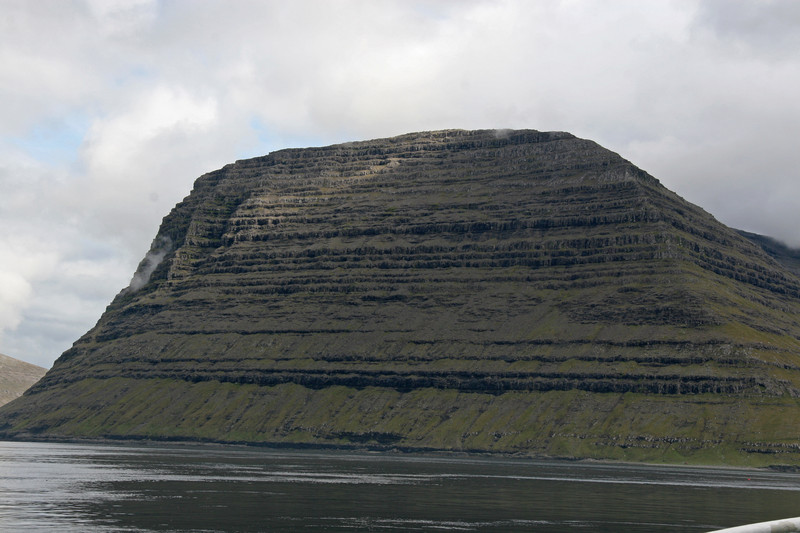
[0,353,46,407]
[3,129,800,466]
[738,230,800,277]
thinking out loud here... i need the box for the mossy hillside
[5,377,800,467]
[3,129,800,464]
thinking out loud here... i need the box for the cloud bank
[2,0,800,367]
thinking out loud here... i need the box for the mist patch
[126,235,173,292]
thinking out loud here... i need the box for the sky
[2,0,800,368]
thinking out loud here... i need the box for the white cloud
[85,0,159,38]
[80,83,219,213]
[84,84,218,173]
[0,271,32,337]
[0,234,60,362]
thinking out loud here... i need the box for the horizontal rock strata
[3,129,800,465]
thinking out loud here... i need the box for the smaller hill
[0,354,46,407]
[738,230,800,277]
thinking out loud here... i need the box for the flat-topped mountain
[3,129,800,465]
[0,353,46,407]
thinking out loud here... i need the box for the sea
[1,440,799,532]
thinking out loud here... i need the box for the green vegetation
[7,377,800,466]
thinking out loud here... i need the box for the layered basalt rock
[3,129,800,465]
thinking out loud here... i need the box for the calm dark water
[1,441,800,532]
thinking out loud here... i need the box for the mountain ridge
[0,353,46,407]
[3,129,800,466]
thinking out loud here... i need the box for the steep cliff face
[0,354,46,407]
[3,129,800,465]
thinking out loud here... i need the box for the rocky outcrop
[3,129,800,466]
[0,353,46,407]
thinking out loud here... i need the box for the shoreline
[1,433,789,473]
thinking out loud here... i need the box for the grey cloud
[695,0,800,58]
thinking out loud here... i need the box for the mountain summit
[3,129,800,465]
